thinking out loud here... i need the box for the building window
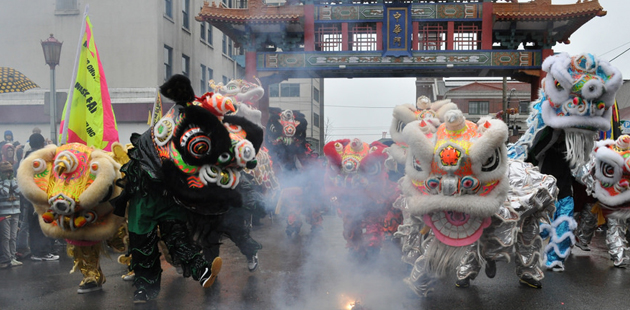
[418,24,446,51]
[223,75,229,85]
[182,54,190,77]
[281,83,300,97]
[315,24,342,52]
[314,113,320,128]
[222,35,227,55]
[56,0,78,10]
[228,39,233,58]
[208,68,214,81]
[165,0,173,18]
[182,0,190,29]
[202,22,213,45]
[207,23,213,45]
[313,87,320,103]
[269,84,279,97]
[201,22,206,41]
[519,100,530,115]
[201,64,207,93]
[164,45,173,80]
[468,101,488,115]
[350,25,377,51]
[453,23,482,50]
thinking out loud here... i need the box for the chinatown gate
[196,0,606,123]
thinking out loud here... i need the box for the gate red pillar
[245,51,258,84]
[342,23,349,51]
[377,22,383,51]
[481,2,493,50]
[304,4,315,51]
[532,48,555,101]
[412,21,419,50]
[447,21,454,50]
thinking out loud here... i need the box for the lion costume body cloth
[112,75,263,300]
[398,111,557,297]
[324,138,400,259]
[18,142,128,291]
[574,135,630,267]
[266,108,325,236]
[508,53,623,271]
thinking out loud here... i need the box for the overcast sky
[323,0,629,143]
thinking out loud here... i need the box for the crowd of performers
[13,51,630,303]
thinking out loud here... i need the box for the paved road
[1,212,628,310]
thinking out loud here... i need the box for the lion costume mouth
[423,211,491,246]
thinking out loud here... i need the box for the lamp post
[41,34,63,144]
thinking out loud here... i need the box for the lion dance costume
[398,110,557,297]
[385,96,457,265]
[193,78,268,272]
[575,135,630,267]
[18,142,129,293]
[508,53,623,271]
[266,108,324,236]
[324,138,400,260]
[112,75,263,302]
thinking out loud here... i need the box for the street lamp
[41,34,63,144]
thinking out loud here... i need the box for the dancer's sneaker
[519,275,542,289]
[575,241,591,251]
[31,253,59,261]
[10,259,22,267]
[485,260,496,278]
[133,289,150,304]
[455,277,470,288]
[200,257,222,288]
[77,281,102,294]
[121,271,135,281]
[247,254,258,272]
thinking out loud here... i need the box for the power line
[330,126,390,130]
[327,133,388,136]
[326,105,394,109]
[609,47,630,62]
[600,40,630,57]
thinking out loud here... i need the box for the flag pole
[150,88,159,126]
[59,4,89,145]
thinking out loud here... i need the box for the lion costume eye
[555,80,564,91]
[218,152,232,164]
[601,162,615,178]
[32,159,47,174]
[90,162,99,175]
[364,162,380,176]
[481,148,501,172]
[180,127,212,159]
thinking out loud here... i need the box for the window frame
[280,83,300,98]
[165,0,173,18]
[269,84,279,97]
[200,64,207,93]
[468,101,489,115]
[164,45,173,80]
[519,100,530,115]
[182,54,190,77]
[182,0,190,30]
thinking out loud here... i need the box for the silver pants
[455,206,545,282]
[575,204,598,247]
[606,217,630,267]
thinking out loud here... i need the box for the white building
[0,0,241,145]
[268,78,324,152]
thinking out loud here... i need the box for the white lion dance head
[539,53,623,166]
